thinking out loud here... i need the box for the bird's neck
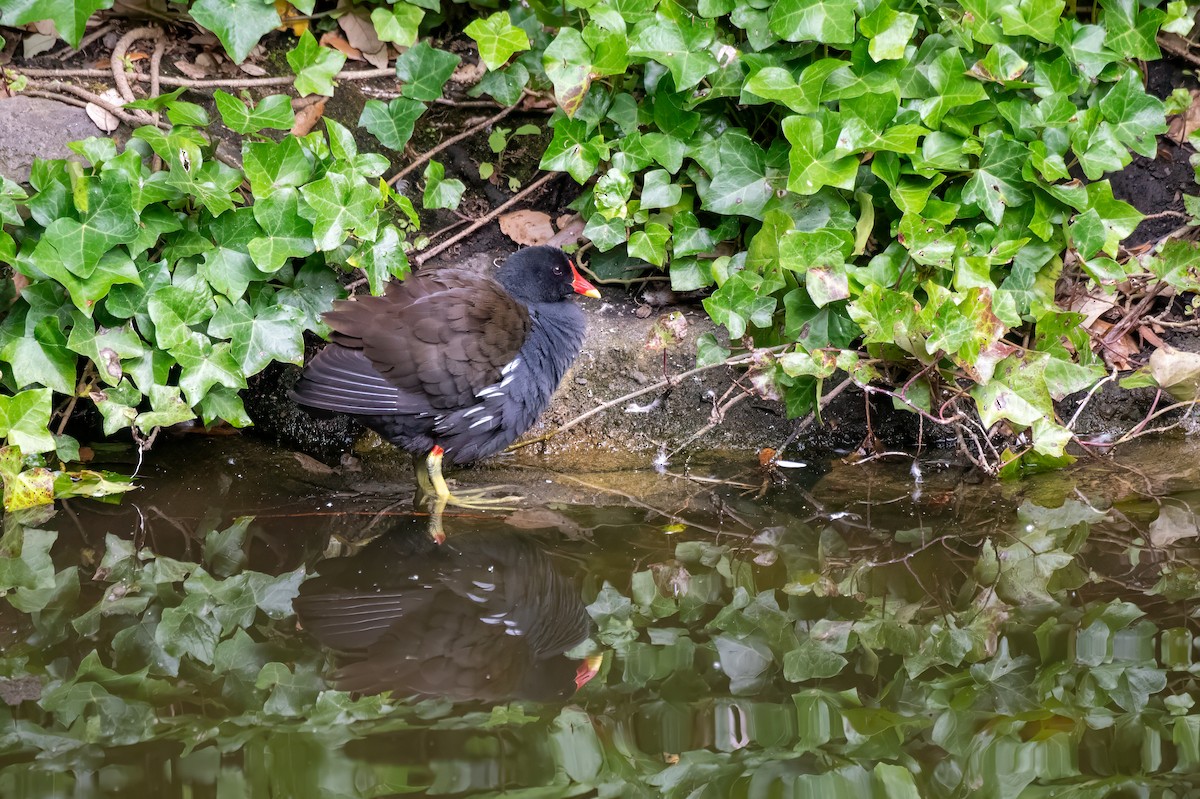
[521,302,586,385]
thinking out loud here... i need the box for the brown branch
[12,66,395,88]
[414,171,559,266]
[112,26,162,104]
[387,101,521,186]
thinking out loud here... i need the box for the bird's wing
[323,271,532,410]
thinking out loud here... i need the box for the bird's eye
[553,265,564,275]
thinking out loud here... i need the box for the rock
[0,96,105,184]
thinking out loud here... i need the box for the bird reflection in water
[295,519,603,703]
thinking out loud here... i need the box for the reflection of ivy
[3,497,1200,794]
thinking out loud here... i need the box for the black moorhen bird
[290,246,600,534]
[295,522,603,702]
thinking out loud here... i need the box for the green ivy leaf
[208,296,306,375]
[769,0,857,44]
[543,28,594,117]
[0,0,113,47]
[540,117,606,183]
[249,189,316,273]
[0,315,77,395]
[395,41,460,101]
[0,389,56,454]
[299,171,380,251]
[371,3,424,47]
[171,336,246,407]
[783,115,859,195]
[465,11,530,70]
[628,16,719,90]
[190,0,280,63]
[422,161,466,211]
[286,30,347,97]
[358,98,425,151]
[215,92,295,134]
[641,169,682,210]
[352,225,410,295]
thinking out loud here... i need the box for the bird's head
[498,245,601,304]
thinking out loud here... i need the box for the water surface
[2,436,1200,797]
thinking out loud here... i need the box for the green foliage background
[2,0,1200,483]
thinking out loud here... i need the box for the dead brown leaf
[502,507,585,538]
[1148,344,1200,401]
[499,209,555,246]
[85,88,122,133]
[238,62,268,77]
[320,31,362,61]
[293,452,336,475]
[1090,319,1140,370]
[173,59,209,79]
[337,11,388,68]
[291,96,327,136]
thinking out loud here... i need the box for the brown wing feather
[322,271,531,410]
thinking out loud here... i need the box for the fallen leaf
[1149,504,1198,547]
[320,31,362,61]
[291,96,327,136]
[293,452,336,475]
[1148,344,1200,401]
[85,89,123,133]
[174,59,209,79]
[499,209,555,246]
[337,11,388,68]
[238,62,268,77]
[555,214,575,230]
[22,33,57,58]
[503,507,585,538]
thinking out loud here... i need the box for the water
[2,435,1200,797]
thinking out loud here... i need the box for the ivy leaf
[351,225,410,296]
[540,117,606,183]
[242,135,313,197]
[641,169,682,210]
[465,11,530,70]
[395,41,460,101]
[190,0,280,63]
[208,296,306,375]
[0,0,113,48]
[0,316,76,395]
[769,0,857,44]
[286,30,347,97]
[543,28,594,117]
[962,133,1031,225]
[65,314,145,386]
[299,171,380,251]
[200,207,270,299]
[628,221,671,267]
[1103,0,1163,59]
[371,3,424,47]
[249,189,316,273]
[130,384,191,432]
[917,48,990,126]
[628,16,719,90]
[215,92,295,134]
[171,336,246,407]
[0,389,55,454]
[699,130,777,218]
[358,98,425,151]
[783,115,859,195]
[422,161,466,211]
[1098,69,1167,158]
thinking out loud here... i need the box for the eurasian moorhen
[290,246,600,526]
[295,523,603,702]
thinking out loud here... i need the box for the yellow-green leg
[413,446,522,543]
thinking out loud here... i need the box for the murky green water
[3,436,1200,797]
